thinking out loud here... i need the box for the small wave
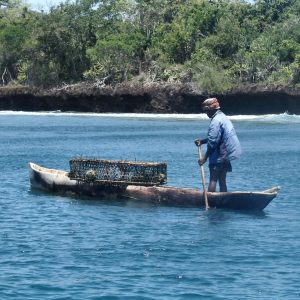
[0,110,299,123]
[0,111,209,120]
[230,112,300,123]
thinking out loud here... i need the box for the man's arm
[203,145,214,163]
[194,138,208,146]
[196,118,222,164]
[194,138,210,165]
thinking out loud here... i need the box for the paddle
[197,145,210,210]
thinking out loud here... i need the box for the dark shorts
[209,161,232,173]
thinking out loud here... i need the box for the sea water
[0,111,299,299]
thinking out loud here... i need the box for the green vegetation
[0,0,300,93]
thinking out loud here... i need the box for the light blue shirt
[207,110,241,164]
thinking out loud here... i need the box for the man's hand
[194,139,202,146]
[198,157,207,166]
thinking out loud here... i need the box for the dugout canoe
[29,162,279,210]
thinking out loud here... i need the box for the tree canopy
[1,0,300,92]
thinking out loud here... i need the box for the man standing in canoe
[195,98,241,192]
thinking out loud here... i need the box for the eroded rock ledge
[0,82,299,115]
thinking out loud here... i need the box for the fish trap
[69,158,167,186]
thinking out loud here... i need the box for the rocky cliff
[0,83,299,115]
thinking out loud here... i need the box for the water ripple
[0,114,299,299]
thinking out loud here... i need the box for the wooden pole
[197,145,209,210]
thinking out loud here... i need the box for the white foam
[0,111,299,123]
[0,111,208,120]
[230,112,300,123]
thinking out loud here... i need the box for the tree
[0,0,30,84]
[85,20,146,82]
[150,1,219,64]
[19,0,97,86]
[0,0,299,88]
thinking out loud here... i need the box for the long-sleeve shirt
[205,110,241,164]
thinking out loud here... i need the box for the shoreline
[0,110,297,117]
[1,83,300,115]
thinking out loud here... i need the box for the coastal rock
[0,83,299,114]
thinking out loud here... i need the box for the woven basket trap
[69,158,167,186]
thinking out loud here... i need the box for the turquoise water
[0,112,299,299]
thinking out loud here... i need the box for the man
[194,98,241,192]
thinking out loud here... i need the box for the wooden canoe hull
[124,185,278,210]
[29,162,126,199]
[29,162,279,210]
